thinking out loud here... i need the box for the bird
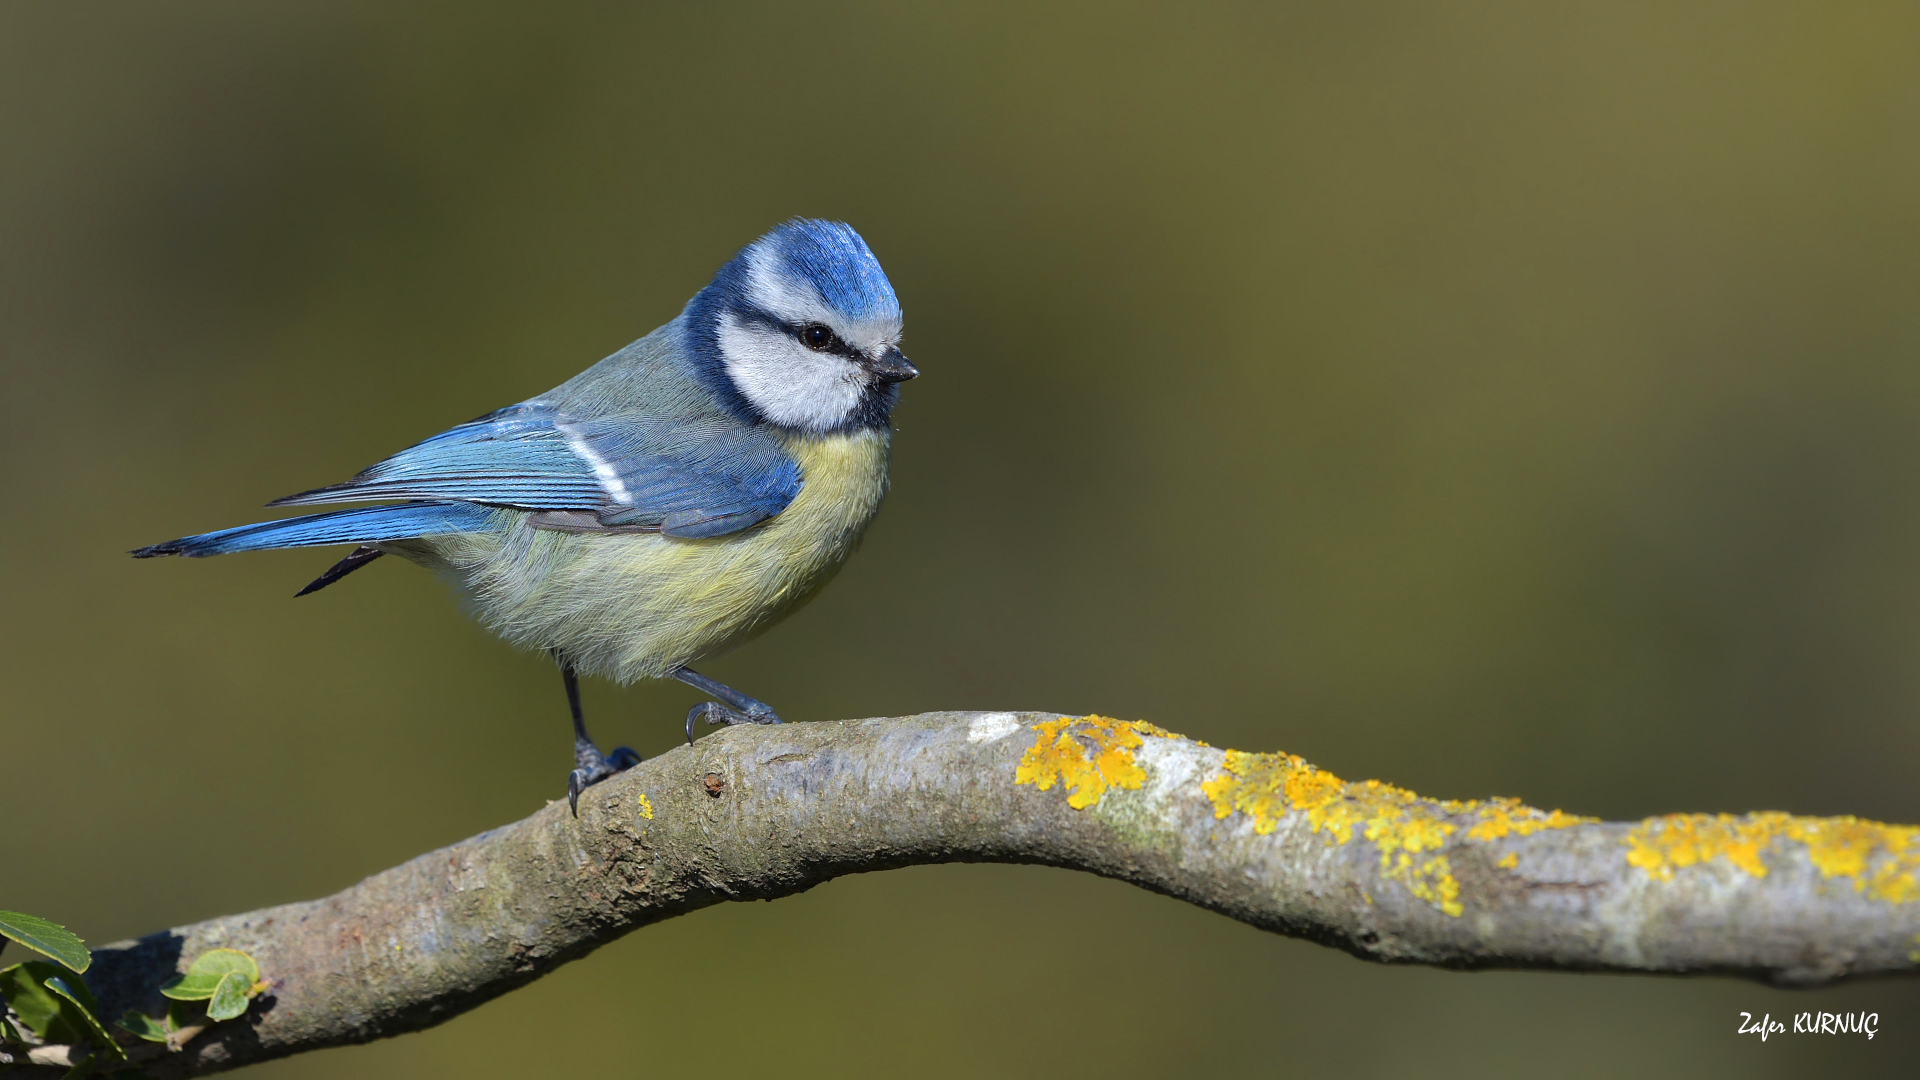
[133,219,918,813]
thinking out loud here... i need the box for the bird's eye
[800,324,835,351]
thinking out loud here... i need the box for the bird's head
[685,219,915,434]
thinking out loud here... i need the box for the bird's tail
[131,501,497,559]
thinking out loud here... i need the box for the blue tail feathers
[132,502,499,559]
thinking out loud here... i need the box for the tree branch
[40,712,1920,1076]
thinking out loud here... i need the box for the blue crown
[761,219,901,323]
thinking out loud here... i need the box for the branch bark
[36,711,1920,1076]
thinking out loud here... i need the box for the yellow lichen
[1198,749,1320,834]
[1781,816,1920,903]
[1080,719,1920,922]
[1466,798,1592,841]
[1625,813,1920,903]
[1014,715,1180,809]
[1200,752,1460,913]
[1624,813,1777,879]
[1201,751,1592,918]
[1396,854,1462,916]
[638,792,655,820]
[1129,718,1200,744]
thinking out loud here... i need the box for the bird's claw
[567,743,641,815]
[684,700,784,744]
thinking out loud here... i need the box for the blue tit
[134,219,919,811]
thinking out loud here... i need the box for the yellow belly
[398,428,891,682]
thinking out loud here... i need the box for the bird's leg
[555,650,639,815]
[673,667,783,744]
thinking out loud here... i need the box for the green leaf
[157,972,222,1001]
[44,977,125,1061]
[163,948,265,1008]
[0,911,90,973]
[1,1013,22,1043]
[1,961,87,1044]
[39,972,102,1018]
[205,970,250,1022]
[62,1055,96,1079]
[184,948,260,986]
[116,1012,171,1043]
[0,962,123,1059]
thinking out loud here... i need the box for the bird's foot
[567,739,641,815]
[684,699,783,744]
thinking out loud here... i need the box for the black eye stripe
[793,321,864,357]
[725,305,864,358]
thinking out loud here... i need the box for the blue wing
[267,402,801,539]
[132,502,498,558]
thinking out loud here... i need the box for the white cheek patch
[717,311,867,431]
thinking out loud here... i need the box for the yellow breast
[417,427,892,682]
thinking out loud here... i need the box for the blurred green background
[4,1,1919,1075]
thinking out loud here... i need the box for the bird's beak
[868,346,920,383]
